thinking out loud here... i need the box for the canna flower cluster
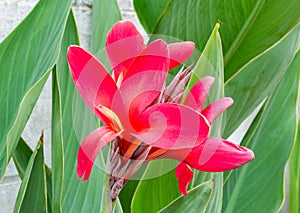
[67,21,254,200]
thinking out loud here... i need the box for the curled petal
[106,20,145,81]
[175,162,194,196]
[163,137,254,172]
[122,39,170,82]
[110,40,170,134]
[184,76,215,111]
[77,127,120,181]
[169,42,195,69]
[67,46,118,122]
[201,97,234,124]
[132,103,210,149]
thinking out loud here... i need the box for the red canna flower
[67,20,254,199]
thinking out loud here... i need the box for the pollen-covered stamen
[96,105,123,132]
[162,66,192,103]
[116,71,124,88]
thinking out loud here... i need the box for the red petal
[184,76,215,111]
[169,42,195,69]
[106,21,145,81]
[67,46,118,122]
[132,103,210,149]
[122,39,169,82]
[163,137,254,172]
[201,97,233,124]
[175,162,194,196]
[110,40,170,135]
[77,127,119,181]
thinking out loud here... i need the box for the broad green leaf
[0,0,73,179]
[13,137,52,212]
[223,50,300,213]
[158,181,213,213]
[53,1,121,211]
[187,23,224,213]
[131,160,180,213]
[191,173,222,213]
[185,23,223,101]
[53,11,104,213]
[224,25,300,137]
[13,137,47,213]
[114,199,124,213]
[290,121,300,213]
[52,67,64,213]
[133,0,169,33]
[119,180,139,213]
[90,0,121,53]
[13,138,36,180]
[134,0,300,80]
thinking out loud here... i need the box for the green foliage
[0,0,299,212]
[134,0,300,79]
[290,121,300,213]
[158,181,214,212]
[224,25,300,137]
[13,138,53,212]
[91,0,121,53]
[223,51,300,213]
[186,23,224,213]
[13,138,47,213]
[0,0,73,179]
[131,160,180,213]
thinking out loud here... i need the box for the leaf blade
[13,137,47,213]
[290,121,300,213]
[224,25,300,137]
[158,181,214,213]
[0,0,73,179]
[223,50,300,213]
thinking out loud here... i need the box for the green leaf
[290,121,300,213]
[52,67,64,212]
[13,136,47,213]
[222,50,300,213]
[0,0,73,179]
[90,0,121,53]
[119,180,140,213]
[185,23,223,102]
[158,181,214,213]
[53,2,121,211]
[134,0,300,80]
[114,199,124,213]
[90,2,124,212]
[131,160,180,213]
[186,23,224,213]
[133,0,169,33]
[13,137,53,212]
[51,11,80,212]
[53,11,104,212]
[223,25,300,137]
[13,138,35,180]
